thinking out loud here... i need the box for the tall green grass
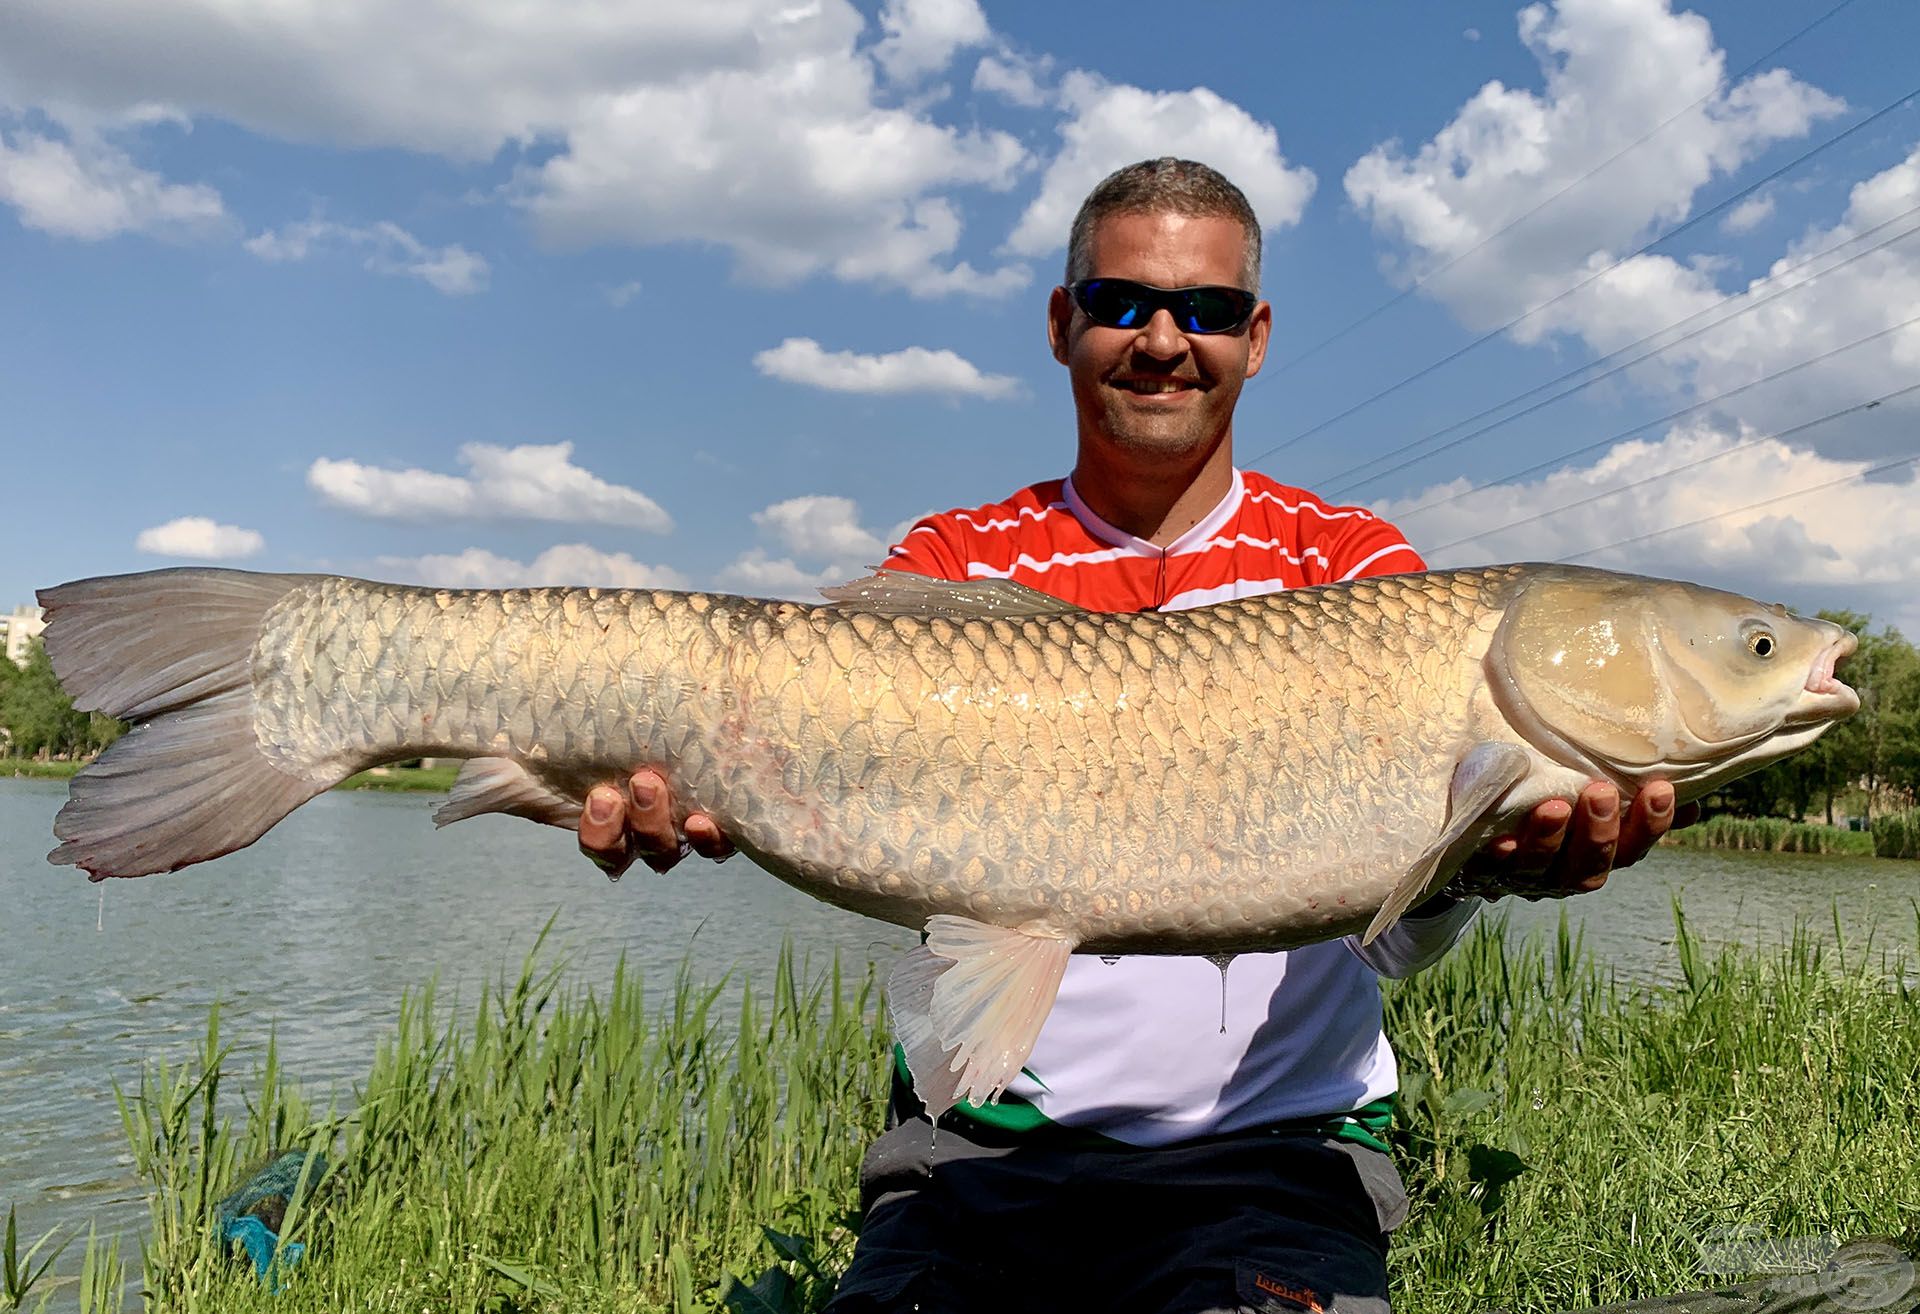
[1662,813,1877,856]
[1871,808,1920,860]
[6,910,1915,1312]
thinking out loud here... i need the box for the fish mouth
[1795,631,1860,718]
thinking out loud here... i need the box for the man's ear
[1047,285,1072,366]
[1243,299,1273,379]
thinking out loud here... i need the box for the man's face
[1049,210,1271,465]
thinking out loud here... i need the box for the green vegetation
[5,910,1914,1313]
[336,764,462,793]
[0,639,123,762]
[1872,808,1920,860]
[1661,813,1876,856]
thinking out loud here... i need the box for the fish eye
[1746,629,1776,658]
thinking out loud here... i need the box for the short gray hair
[1064,158,1262,293]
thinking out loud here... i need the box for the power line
[1560,452,1920,563]
[1427,380,1920,554]
[1261,0,1869,380]
[1346,310,1920,521]
[1319,211,1920,499]
[1245,79,1920,470]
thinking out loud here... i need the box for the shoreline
[2,759,461,792]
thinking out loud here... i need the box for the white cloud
[720,495,908,598]
[1503,143,1920,458]
[0,125,225,240]
[0,0,1030,296]
[754,495,889,561]
[972,52,1050,109]
[873,0,990,83]
[603,280,643,308]
[1005,71,1317,271]
[245,218,489,295]
[308,442,672,532]
[1381,421,1920,636]
[374,545,688,591]
[753,337,1021,399]
[1720,191,1774,235]
[134,516,263,559]
[1344,0,1843,335]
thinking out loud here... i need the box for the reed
[1661,813,1877,856]
[7,909,1914,1312]
[1871,808,1920,860]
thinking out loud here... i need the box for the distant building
[2,605,46,667]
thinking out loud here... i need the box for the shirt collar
[1062,467,1246,555]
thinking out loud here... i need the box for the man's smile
[1112,376,1204,397]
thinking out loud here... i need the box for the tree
[0,637,123,759]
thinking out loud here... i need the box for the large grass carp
[38,564,1856,1113]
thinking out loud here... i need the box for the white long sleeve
[1344,896,1480,979]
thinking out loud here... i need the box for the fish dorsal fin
[819,572,1082,620]
[434,757,582,829]
[1363,742,1531,945]
[887,915,1076,1117]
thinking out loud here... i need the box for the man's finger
[686,814,736,862]
[1614,780,1676,870]
[578,785,634,879]
[626,768,685,873]
[1510,798,1573,871]
[1550,782,1620,892]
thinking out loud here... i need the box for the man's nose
[1133,307,1190,358]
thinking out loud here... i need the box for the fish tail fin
[37,569,330,880]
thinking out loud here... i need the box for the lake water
[3,778,1915,1264]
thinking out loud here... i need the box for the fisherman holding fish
[578,160,1697,1313]
[43,157,1856,1310]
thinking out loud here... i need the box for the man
[580,160,1689,1312]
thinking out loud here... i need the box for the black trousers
[826,1110,1408,1314]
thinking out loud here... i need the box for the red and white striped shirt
[887,467,1424,611]
[882,466,1476,1146]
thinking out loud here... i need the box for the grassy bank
[1662,813,1877,856]
[4,758,460,793]
[7,910,1916,1313]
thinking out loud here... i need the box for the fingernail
[1650,791,1673,818]
[633,780,658,809]
[587,791,614,824]
[1591,794,1618,822]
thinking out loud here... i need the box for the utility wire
[1261,0,1869,380]
[1320,211,1920,499]
[1342,310,1920,523]
[1560,452,1920,563]
[1313,207,1920,499]
[1245,79,1920,470]
[1428,379,1920,554]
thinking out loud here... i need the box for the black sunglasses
[1068,278,1258,335]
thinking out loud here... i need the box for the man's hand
[1466,780,1700,900]
[577,768,735,879]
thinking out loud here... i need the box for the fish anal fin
[433,757,581,828]
[886,915,1074,1118]
[1364,742,1531,946]
[820,572,1082,619]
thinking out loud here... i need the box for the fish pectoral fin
[819,572,1082,619]
[1364,742,1532,946]
[886,915,1075,1118]
[433,757,582,829]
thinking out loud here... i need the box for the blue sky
[3,0,1918,634]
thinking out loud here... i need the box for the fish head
[1488,567,1859,798]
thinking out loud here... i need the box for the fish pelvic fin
[37,568,330,880]
[1364,741,1531,945]
[434,757,582,829]
[886,915,1075,1119]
